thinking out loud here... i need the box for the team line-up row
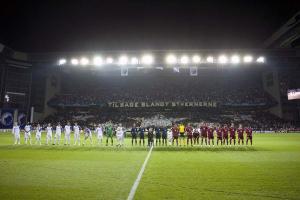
[10,122,253,147]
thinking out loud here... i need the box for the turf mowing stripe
[127,145,153,200]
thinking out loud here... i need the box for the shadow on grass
[0,145,266,152]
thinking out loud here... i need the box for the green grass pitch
[0,133,300,200]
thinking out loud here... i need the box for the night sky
[0,0,299,52]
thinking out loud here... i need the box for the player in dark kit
[245,127,253,145]
[193,125,200,145]
[171,124,179,146]
[161,127,168,146]
[229,123,236,146]
[147,126,154,147]
[155,127,161,146]
[131,124,138,146]
[138,126,145,146]
[237,124,244,145]
[207,125,214,146]
[216,124,223,145]
[201,122,208,146]
[222,124,229,145]
[185,123,193,147]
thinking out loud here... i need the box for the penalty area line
[127,145,153,200]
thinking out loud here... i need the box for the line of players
[130,122,253,147]
[11,121,253,147]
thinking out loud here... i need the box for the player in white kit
[73,123,81,145]
[116,124,125,147]
[64,122,71,145]
[35,124,42,145]
[46,123,53,145]
[167,128,173,146]
[83,127,93,146]
[95,124,103,145]
[24,122,32,145]
[54,123,62,145]
[12,122,20,145]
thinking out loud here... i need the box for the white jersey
[46,126,52,135]
[12,125,20,135]
[56,126,62,135]
[74,125,80,134]
[116,127,124,137]
[36,127,42,136]
[65,125,71,134]
[24,125,31,133]
[95,127,103,136]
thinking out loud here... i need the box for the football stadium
[1,1,300,200]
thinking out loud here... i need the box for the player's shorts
[162,133,167,139]
[217,136,222,140]
[173,135,179,139]
[230,136,236,139]
[201,134,207,138]
[155,133,161,139]
[238,135,244,139]
[117,136,124,141]
[223,135,228,139]
[131,133,137,139]
[97,134,103,139]
[193,133,199,138]
[187,134,193,139]
[47,133,52,139]
[25,132,31,139]
[247,136,252,139]
[208,135,214,139]
[36,134,41,140]
[106,134,113,138]
[179,133,185,138]
[139,134,144,139]
[15,134,20,139]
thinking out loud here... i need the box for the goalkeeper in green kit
[105,122,114,146]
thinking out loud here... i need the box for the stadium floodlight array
[58,54,265,67]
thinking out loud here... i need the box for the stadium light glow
[256,56,265,63]
[93,56,103,66]
[180,55,189,65]
[118,55,129,65]
[166,54,177,64]
[218,55,228,64]
[80,57,89,66]
[58,58,66,65]
[243,55,253,63]
[206,56,214,63]
[141,54,154,65]
[106,57,114,64]
[192,55,201,63]
[130,57,139,65]
[71,58,79,65]
[231,55,240,64]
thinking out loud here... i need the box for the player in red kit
[246,127,253,145]
[229,123,236,146]
[193,125,200,145]
[222,124,229,145]
[237,124,244,145]
[171,124,179,146]
[185,123,194,147]
[216,124,223,145]
[207,124,214,146]
[200,122,208,146]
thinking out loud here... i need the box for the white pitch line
[127,145,153,200]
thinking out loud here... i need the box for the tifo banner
[0,109,14,129]
[108,101,217,108]
[17,111,27,129]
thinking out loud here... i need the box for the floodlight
[71,58,79,65]
[218,55,228,64]
[231,55,240,64]
[166,54,177,64]
[131,57,139,65]
[58,58,66,65]
[206,56,214,63]
[93,56,103,66]
[141,54,154,65]
[80,57,89,65]
[192,55,201,63]
[180,55,189,64]
[256,56,265,63]
[243,55,253,63]
[106,57,114,64]
[118,55,129,65]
